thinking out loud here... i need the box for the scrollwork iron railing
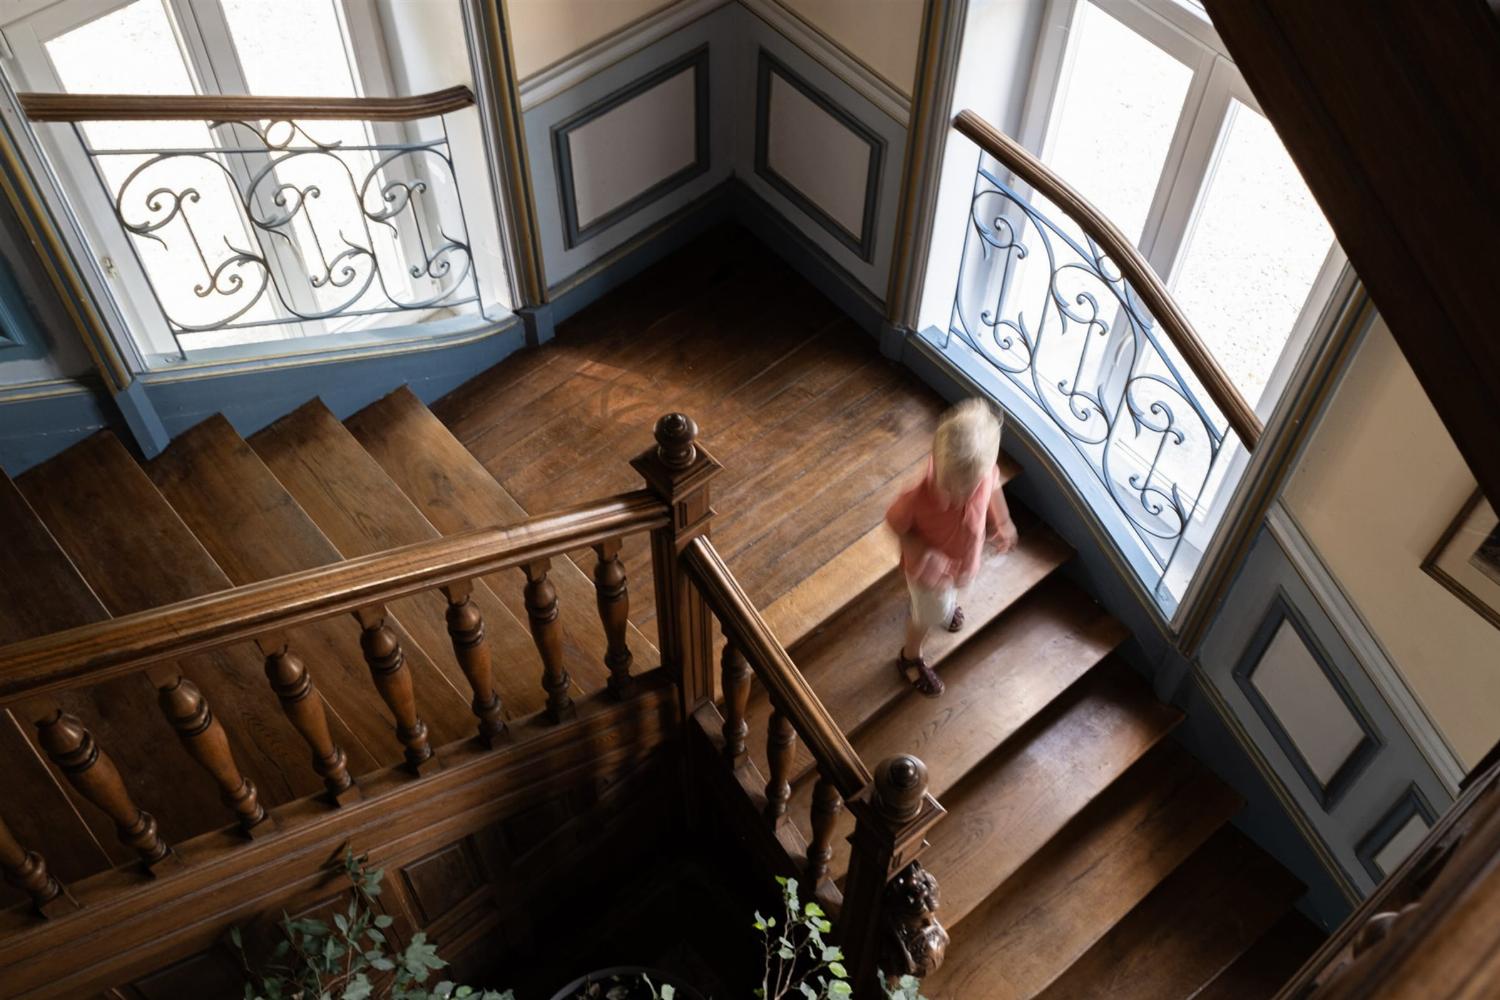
[946,164,1229,597]
[27,89,483,355]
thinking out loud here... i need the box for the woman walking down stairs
[0,230,1319,997]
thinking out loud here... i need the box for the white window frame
[0,0,501,371]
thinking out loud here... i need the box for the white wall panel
[765,73,871,240]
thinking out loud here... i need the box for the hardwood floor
[0,224,1321,997]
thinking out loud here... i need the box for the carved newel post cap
[874,754,929,826]
[654,412,699,470]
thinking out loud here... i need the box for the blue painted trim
[1355,784,1437,883]
[0,383,115,475]
[731,180,884,339]
[0,253,46,362]
[113,379,170,459]
[1231,588,1383,812]
[518,304,556,347]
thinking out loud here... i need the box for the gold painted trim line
[17,86,475,123]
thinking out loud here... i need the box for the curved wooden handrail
[0,490,668,704]
[681,535,872,799]
[17,85,475,123]
[953,109,1264,450]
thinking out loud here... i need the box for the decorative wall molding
[1231,588,1383,811]
[552,45,711,250]
[1355,783,1437,883]
[753,49,885,263]
[738,0,911,125]
[1268,503,1466,793]
[517,0,732,111]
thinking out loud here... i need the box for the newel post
[839,755,949,990]
[632,413,721,716]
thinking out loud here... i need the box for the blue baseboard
[0,381,115,475]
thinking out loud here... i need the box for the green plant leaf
[827,982,852,998]
[828,962,847,979]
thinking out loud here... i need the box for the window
[1,0,511,368]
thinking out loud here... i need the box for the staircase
[0,230,1322,997]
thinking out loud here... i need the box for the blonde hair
[933,399,1002,500]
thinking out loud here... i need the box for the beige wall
[507,0,678,80]
[780,0,926,94]
[1284,317,1500,768]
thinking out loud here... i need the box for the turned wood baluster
[36,711,173,871]
[721,643,752,768]
[441,580,506,746]
[0,813,76,917]
[158,675,269,836]
[524,558,575,722]
[765,707,797,825]
[260,637,359,805]
[592,539,634,698]
[355,606,434,773]
[806,772,844,887]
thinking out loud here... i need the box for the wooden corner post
[839,754,949,991]
[632,413,721,717]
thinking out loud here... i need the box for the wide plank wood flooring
[433,228,946,632]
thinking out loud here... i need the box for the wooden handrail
[953,109,1264,451]
[0,490,667,704]
[17,85,475,123]
[681,535,872,799]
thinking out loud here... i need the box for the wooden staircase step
[787,578,1132,878]
[249,400,555,720]
[146,416,474,761]
[1189,909,1325,1000]
[920,744,1241,998]
[759,453,1023,648]
[17,434,368,841]
[0,472,118,896]
[1032,827,1305,1000]
[743,515,1073,784]
[346,386,651,694]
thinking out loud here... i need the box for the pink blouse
[885,461,1013,588]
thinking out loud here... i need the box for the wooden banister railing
[16,85,475,123]
[681,535,871,798]
[952,108,1263,451]
[0,491,666,704]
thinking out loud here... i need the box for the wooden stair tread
[787,578,1132,878]
[17,434,365,845]
[346,386,651,693]
[1190,909,1325,1000]
[0,473,117,895]
[920,744,1241,999]
[249,400,555,720]
[1032,826,1304,1000]
[743,516,1073,784]
[146,416,473,760]
[758,454,1022,649]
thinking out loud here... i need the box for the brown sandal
[897,652,945,697]
[947,606,965,633]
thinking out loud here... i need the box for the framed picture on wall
[1423,488,1500,631]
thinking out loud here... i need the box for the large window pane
[1169,100,1334,409]
[1044,1,1193,243]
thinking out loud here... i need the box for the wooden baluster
[36,711,173,872]
[441,580,506,746]
[806,772,844,887]
[157,674,269,837]
[354,606,434,773]
[765,707,797,825]
[720,642,753,768]
[591,539,634,699]
[839,754,948,990]
[633,413,721,718]
[523,558,575,722]
[260,637,359,805]
[0,813,76,917]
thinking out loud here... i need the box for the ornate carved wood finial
[37,710,173,871]
[654,412,698,470]
[882,861,950,979]
[158,675,269,836]
[873,754,929,826]
[0,814,76,917]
